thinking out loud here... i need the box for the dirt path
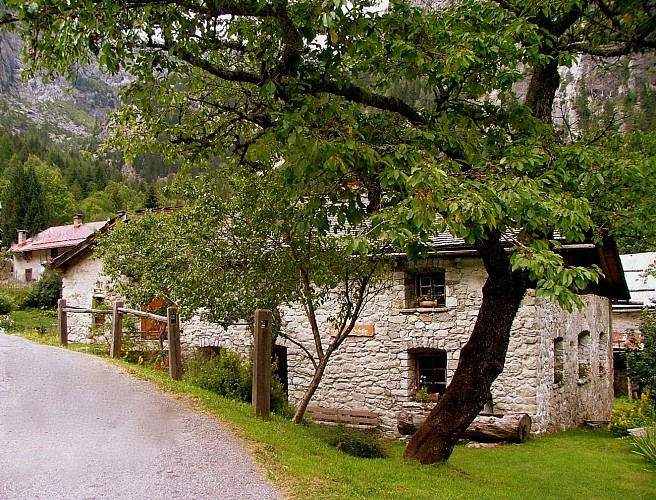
[0,333,281,500]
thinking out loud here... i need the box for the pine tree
[1,162,49,245]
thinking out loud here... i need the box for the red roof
[9,221,108,253]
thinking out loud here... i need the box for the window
[413,272,445,307]
[92,296,106,327]
[24,269,33,281]
[598,332,609,376]
[414,350,448,394]
[50,247,59,259]
[553,337,564,385]
[578,331,591,380]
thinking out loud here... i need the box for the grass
[5,311,656,499]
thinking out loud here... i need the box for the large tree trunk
[403,231,529,464]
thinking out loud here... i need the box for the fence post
[57,299,67,346]
[110,300,123,358]
[167,307,182,381]
[253,309,272,419]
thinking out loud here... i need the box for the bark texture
[403,231,529,463]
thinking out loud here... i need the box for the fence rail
[57,299,182,380]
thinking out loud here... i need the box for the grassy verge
[5,316,656,499]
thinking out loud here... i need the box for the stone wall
[60,255,109,342]
[177,255,614,436]
[532,294,613,433]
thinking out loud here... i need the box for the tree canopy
[4,0,655,463]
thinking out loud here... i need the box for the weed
[631,427,656,468]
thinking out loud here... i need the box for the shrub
[321,425,387,459]
[625,309,656,397]
[609,392,656,436]
[183,348,289,413]
[0,292,15,315]
[631,427,656,468]
[22,270,62,309]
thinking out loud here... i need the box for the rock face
[0,30,121,141]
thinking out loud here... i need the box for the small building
[9,215,107,283]
[611,252,656,395]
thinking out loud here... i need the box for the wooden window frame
[414,351,448,395]
[413,272,446,307]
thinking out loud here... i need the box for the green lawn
[5,315,655,499]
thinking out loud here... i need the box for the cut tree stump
[397,411,532,443]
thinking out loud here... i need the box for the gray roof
[615,252,656,309]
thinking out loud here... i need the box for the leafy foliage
[23,269,62,309]
[626,310,656,397]
[609,393,656,436]
[319,425,387,459]
[183,349,289,414]
[0,292,15,315]
[631,427,656,468]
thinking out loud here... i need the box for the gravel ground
[0,333,282,500]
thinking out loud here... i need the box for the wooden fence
[57,299,182,380]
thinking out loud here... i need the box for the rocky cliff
[0,29,121,142]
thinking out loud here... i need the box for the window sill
[577,378,590,386]
[399,307,449,314]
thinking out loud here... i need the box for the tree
[5,0,655,463]
[1,158,48,244]
[97,169,392,423]
[27,155,77,226]
[626,310,656,398]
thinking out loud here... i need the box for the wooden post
[167,307,182,381]
[253,309,272,419]
[110,300,123,358]
[57,299,67,346]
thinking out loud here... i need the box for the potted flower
[417,290,438,307]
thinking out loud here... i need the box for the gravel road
[0,333,282,500]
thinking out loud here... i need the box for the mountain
[0,29,122,142]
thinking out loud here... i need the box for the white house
[8,215,107,282]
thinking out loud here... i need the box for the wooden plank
[306,406,380,426]
[63,308,112,314]
[110,300,123,358]
[167,307,182,381]
[57,299,67,347]
[118,307,167,323]
[253,309,272,419]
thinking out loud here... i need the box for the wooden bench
[306,406,380,429]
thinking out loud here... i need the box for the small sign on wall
[329,324,375,337]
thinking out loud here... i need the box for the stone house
[8,215,107,283]
[54,224,629,436]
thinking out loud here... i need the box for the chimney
[17,229,26,244]
[73,214,83,227]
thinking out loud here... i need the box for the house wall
[179,256,614,436]
[12,250,52,282]
[529,294,613,433]
[60,255,108,342]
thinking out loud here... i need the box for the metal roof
[614,252,656,309]
[9,221,108,253]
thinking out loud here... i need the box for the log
[397,411,531,443]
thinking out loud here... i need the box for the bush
[0,292,15,315]
[609,392,656,436]
[183,348,289,413]
[23,270,62,309]
[626,310,656,397]
[321,425,387,459]
[632,427,656,468]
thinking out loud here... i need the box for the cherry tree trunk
[403,232,529,464]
